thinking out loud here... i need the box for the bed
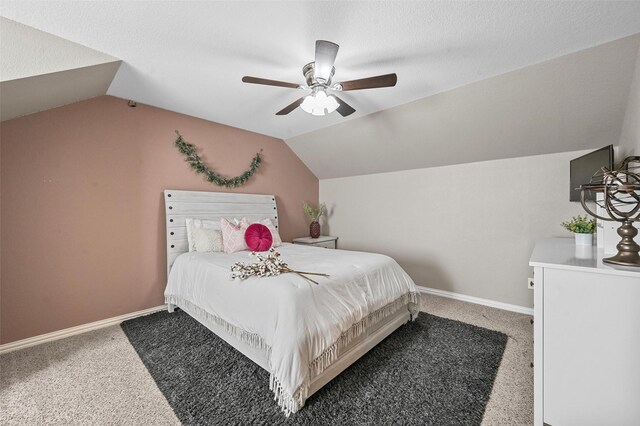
[163,190,419,415]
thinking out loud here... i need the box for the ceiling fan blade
[275,97,306,115]
[242,76,300,89]
[333,95,356,117]
[337,73,397,91]
[314,40,339,83]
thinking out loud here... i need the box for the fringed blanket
[165,244,418,416]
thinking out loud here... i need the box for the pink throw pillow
[244,223,273,252]
[240,218,282,247]
[221,218,249,253]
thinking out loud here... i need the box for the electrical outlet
[527,277,534,289]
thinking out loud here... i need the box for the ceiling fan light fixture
[300,89,339,116]
[242,40,396,117]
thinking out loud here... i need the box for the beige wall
[320,150,589,309]
[0,96,318,344]
[619,45,640,157]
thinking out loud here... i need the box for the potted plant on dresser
[303,201,326,238]
[561,215,596,245]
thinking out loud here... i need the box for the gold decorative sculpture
[580,156,640,267]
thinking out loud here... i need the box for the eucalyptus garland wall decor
[174,130,263,188]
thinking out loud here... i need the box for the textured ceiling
[0,18,121,121]
[2,1,640,140]
[287,35,640,179]
[0,17,118,82]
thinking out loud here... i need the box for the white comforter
[164,244,418,415]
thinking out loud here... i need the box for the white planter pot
[574,244,594,259]
[574,233,593,246]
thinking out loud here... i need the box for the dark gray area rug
[121,310,507,426]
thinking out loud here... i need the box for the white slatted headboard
[164,190,278,274]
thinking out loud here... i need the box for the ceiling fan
[242,40,397,117]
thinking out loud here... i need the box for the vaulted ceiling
[0,17,121,121]
[2,1,640,140]
[289,35,640,178]
[2,2,640,179]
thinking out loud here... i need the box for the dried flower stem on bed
[230,249,329,285]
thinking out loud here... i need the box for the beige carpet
[1,294,533,425]
[421,295,534,425]
[1,325,180,425]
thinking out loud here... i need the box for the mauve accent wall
[0,95,318,344]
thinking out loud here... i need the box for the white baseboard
[1,288,531,354]
[0,305,167,355]
[416,286,533,315]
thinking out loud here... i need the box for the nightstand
[292,236,338,249]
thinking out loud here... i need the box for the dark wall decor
[175,130,263,188]
[580,156,640,266]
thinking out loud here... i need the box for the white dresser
[530,238,640,426]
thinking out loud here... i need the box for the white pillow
[193,228,223,253]
[186,218,222,252]
[260,218,282,247]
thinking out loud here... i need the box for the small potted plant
[561,215,596,246]
[303,201,326,238]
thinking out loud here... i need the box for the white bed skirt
[166,293,417,414]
